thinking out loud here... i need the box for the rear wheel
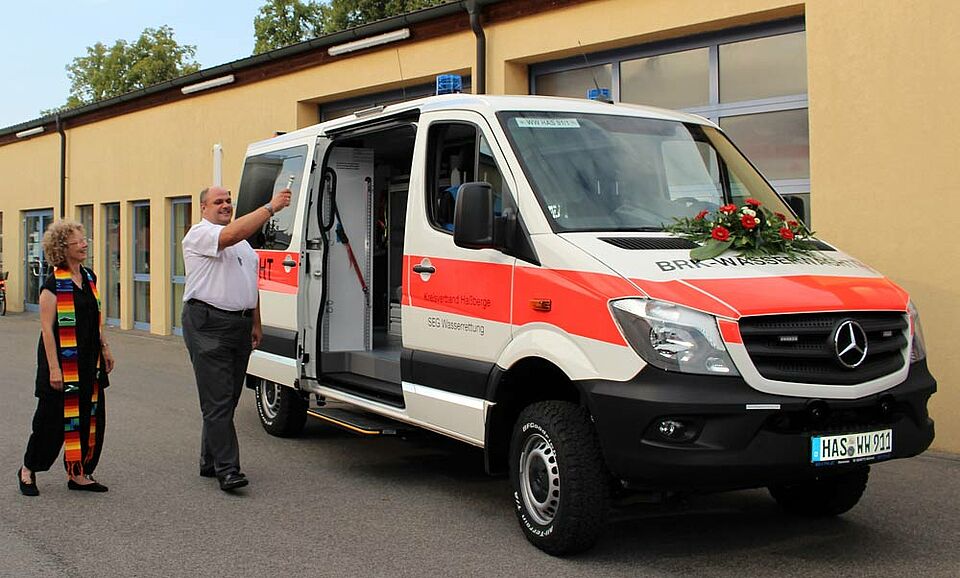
[251,376,307,437]
[769,467,870,517]
[509,401,611,556]
[0,293,5,316]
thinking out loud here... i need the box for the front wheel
[769,467,870,517]
[509,401,611,556]
[0,294,5,316]
[251,376,307,437]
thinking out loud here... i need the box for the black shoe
[17,468,39,497]
[218,472,249,492]
[200,467,216,478]
[67,478,109,492]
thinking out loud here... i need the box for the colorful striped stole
[55,266,101,476]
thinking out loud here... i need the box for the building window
[76,205,94,270]
[621,48,710,109]
[537,65,612,100]
[132,201,150,330]
[531,21,810,224]
[170,197,191,336]
[103,203,121,325]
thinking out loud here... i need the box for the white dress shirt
[182,218,259,311]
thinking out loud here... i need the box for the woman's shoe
[18,468,39,497]
[67,477,109,493]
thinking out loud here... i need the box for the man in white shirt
[181,185,290,491]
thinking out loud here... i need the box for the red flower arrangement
[666,199,815,261]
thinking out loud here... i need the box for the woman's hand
[49,367,64,391]
[103,346,116,374]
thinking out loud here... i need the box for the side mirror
[454,182,496,250]
[785,195,807,227]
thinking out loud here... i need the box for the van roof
[253,94,715,147]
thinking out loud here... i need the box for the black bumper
[581,361,936,491]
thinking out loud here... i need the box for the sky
[0,0,268,129]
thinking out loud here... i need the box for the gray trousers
[181,300,253,477]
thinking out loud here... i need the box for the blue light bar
[587,88,612,101]
[436,74,463,95]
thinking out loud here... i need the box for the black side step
[307,404,412,436]
[320,372,405,408]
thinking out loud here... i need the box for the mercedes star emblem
[834,320,869,369]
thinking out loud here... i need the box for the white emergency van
[234,93,935,555]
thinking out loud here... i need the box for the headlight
[610,299,739,376]
[908,300,927,363]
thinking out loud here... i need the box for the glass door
[170,198,191,335]
[103,203,121,325]
[132,201,151,331]
[23,210,54,312]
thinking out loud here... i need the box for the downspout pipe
[57,113,66,218]
[465,0,486,95]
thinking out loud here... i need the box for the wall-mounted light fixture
[181,74,235,95]
[16,126,45,138]
[328,28,411,56]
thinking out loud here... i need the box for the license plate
[811,429,892,464]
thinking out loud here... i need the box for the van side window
[236,145,308,249]
[426,123,510,233]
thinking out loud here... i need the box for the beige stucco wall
[0,0,955,450]
[806,0,959,452]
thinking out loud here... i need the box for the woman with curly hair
[17,220,115,496]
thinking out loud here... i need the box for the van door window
[427,124,510,232]
[236,145,308,249]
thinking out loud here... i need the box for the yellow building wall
[0,133,61,309]
[806,0,960,452]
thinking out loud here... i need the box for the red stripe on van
[686,275,909,317]
[406,256,512,323]
[513,267,639,345]
[256,250,299,294]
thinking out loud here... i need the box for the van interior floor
[319,329,403,407]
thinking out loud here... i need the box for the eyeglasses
[67,237,91,247]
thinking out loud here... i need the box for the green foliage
[320,0,448,32]
[666,199,816,262]
[253,0,325,55]
[253,0,449,54]
[60,26,199,110]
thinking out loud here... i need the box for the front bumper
[581,360,936,491]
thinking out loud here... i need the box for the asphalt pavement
[1,312,958,577]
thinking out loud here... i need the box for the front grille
[739,312,908,385]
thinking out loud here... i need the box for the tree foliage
[57,26,200,111]
[253,0,324,55]
[253,0,449,55]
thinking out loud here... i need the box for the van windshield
[497,111,792,232]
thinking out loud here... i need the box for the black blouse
[35,267,103,397]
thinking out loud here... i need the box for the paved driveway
[1,313,957,576]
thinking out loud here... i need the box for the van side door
[401,111,517,443]
[236,142,312,384]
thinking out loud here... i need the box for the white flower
[741,208,757,217]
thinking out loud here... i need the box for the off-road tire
[251,376,307,437]
[509,400,611,556]
[769,467,870,517]
[0,294,5,316]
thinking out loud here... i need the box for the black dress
[23,267,107,474]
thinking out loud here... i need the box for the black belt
[187,299,254,318]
